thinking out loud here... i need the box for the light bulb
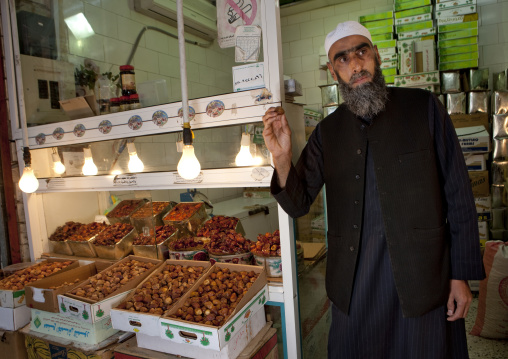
[110,163,122,175]
[177,145,201,179]
[235,133,254,166]
[127,142,144,173]
[19,167,39,193]
[82,148,98,176]
[52,153,66,175]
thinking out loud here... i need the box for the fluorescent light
[64,13,94,39]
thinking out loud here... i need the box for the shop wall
[280,0,508,112]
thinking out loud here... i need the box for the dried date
[67,222,108,242]
[169,236,204,251]
[93,223,134,246]
[49,221,84,242]
[163,203,203,222]
[196,216,239,237]
[108,200,145,218]
[251,230,281,257]
[48,278,80,289]
[0,261,74,290]
[205,229,251,255]
[133,225,177,245]
[131,202,170,218]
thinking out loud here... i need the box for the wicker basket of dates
[130,201,175,234]
[0,260,74,291]
[93,223,137,260]
[196,215,245,237]
[168,236,209,261]
[162,202,208,235]
[106,199,148,224]
[252,230,282,277]
[116,262,209,315]
[166,267,260,327]
[205,229,253,265]
[132,224,179,259]
[48,221,84,256]
[67,222,109,257]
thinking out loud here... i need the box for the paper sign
[113,174,138,186]
[233,63,265,92]
[235,25,261,62]
[173,173,204,184]
[47,178,66,189]
[62,151,85,176]
[217,0,261,48]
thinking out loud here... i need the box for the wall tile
[315,69,328,86]
[477,0,499,6]
[69,34,105,62]
[101,0,131,19]
[186,61,200,83]
[335,1,362,14]
[281,24,301,43]
[159,53,181,78]
[85,3,118,38]
[282,43,291,59]
[187,44,207,66]
[360,0,389,11]
[305,87,323,106]
[145,30,170,54]
[482,43,508,66]
[133,46,160,73]
[479,23,499,46]
[479,3,503,24]
[283,57,303,75]
[117,17,146,46]
[375,4,394,12]
[499,22,508,43]
[313,35,327,56]
[311,6,337,20]
[302,54,320,70]
[290,38,315,57]
[287,12,311,25]
[190,82,210,99]
[293,71,316,89]
[199,63,216,87]
[324,15,350,34]
[300,19,325,39]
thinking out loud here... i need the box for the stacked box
[359,10,397,83]
[394,0,435,40]
[437,11,479,71]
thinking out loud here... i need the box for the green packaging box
[378,47,397,55]
[438,20,478,33]
[440,51,479,64]
[372,33,394,42]
[394,71,440,87]
[436,5,477,19]
[438,43,478,56]
[380,52,398,62]
[395,0,432,12]
[381,60,399,69]
[384,75,396,83]
[438,28,478,41]
[359,11,394,23]
[376,39,397,49]
[395,5,433,19]
[397,36,435,52]
[396,20,434,34]
[363,18,394,29]
[439,59,478,71]
[382,68,398,76]
[437,12,478,25]
[438,36,477,48]
[398,27,436,40]
[395,13,432,26]
[369,25,394,35]
[437,0,476,10]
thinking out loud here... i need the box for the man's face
[326,35,381,88]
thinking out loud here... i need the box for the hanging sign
[232,63,265,92]
[235,25,261,62]
[217,0,261,48]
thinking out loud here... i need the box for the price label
[173,172,204,184]
[47,178,66,189]
[113,174,138,186]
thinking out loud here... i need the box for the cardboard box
[158,263,267,351]
[26,262,111,313]
[0,329,28,359]
[396,20,434,34]
[450,113,489,130]
[395,0,432,12]
[363,18,394,29]
[395,5,433,19]
[31,308,118,345]
[382,68,398,77]
[394,71,440,87]
[110,259,212,336]
[59,95,98,120]
[440,51,478,64]
[464,153,487,171]
[438,36,477,48]
[372,33,393,42]
[439,59,478,71]
[478,221,488,247]
[436,5,476,19]
[468,171,489,197]
[395,12,432,26]
[369,26,393,36]
[438,20,478,33]
[438,28,478,41]
[359,11,393,23]
[237,324,278,359]
[381,60,398,69]
[414,40,436,72]
[437,0,476,10]
[438,43,478,56]
[0,258,79,308]
[139,308,267,359]
[58,256,162,323]
[456,126,490,153]
[378,47,397,56]
[436,12,478,26]
[375,40,397,49]
[475,196,491,214]
[0,305,31,330]
[380,53,398,62]
[398,27,436,40]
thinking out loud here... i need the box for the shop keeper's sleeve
[429,94,485,281]
[271,123,325,218]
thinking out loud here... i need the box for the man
[262,21,485,358]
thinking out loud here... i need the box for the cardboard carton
[450,113,489,130]
[468,171,489,197]
[0,329,27,359]
[456,126,490,153]
[0,305,31,330]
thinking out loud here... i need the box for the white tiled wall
[281,0,508,113]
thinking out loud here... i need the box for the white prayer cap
[325,21,372,57]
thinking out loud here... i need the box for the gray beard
[336,64,388,119]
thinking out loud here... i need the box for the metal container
[491,208,506,230]
[441,72,461,93]
[493,138,508,160]
[468,91,489,114]
[446,93,466,114]
[493,71,507,91]
[319,84,340,107]
[493,91,508,115]
[162,202,208,236]
[132,230,179,260]
[491,161,508,185]
[168,248,208,261]
[323,106,338,117]
[68,235,98,257]
[130,201,175,234]
[93,228,137,260]
[253,255,282,277]
[490,229,508,241]
[492,184,505,209]
[48,240,73,256]
[208,251,253,265]
[106,199,148,225]
[493,114,508,139]
[469,68,489,91]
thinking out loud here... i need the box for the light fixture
[18,147,39,193]
[52,149,66,175]
[64,13,95,39]
[235,132,255,166]
[127,142,144,173]
[82,147,98,176]
[110,163,123,175]
[177,124,201,180]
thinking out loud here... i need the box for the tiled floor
[465,296,508,359]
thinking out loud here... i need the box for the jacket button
[354,200,359,205]
[353,224,358,229]
[355,174,360,179]
[357,149,362,155]
[350,246,355,252]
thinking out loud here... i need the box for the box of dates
[58,256,161,323]
[106,199,148,225]
[26,261,111,313]
[92,222,138,260]
[130,201,175,234]
[110,259,212,336]
[133,224,179,260]
[67,221,109,258]
[0,259,78,308]
[158,263,268,351]
[162,202,208,236]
